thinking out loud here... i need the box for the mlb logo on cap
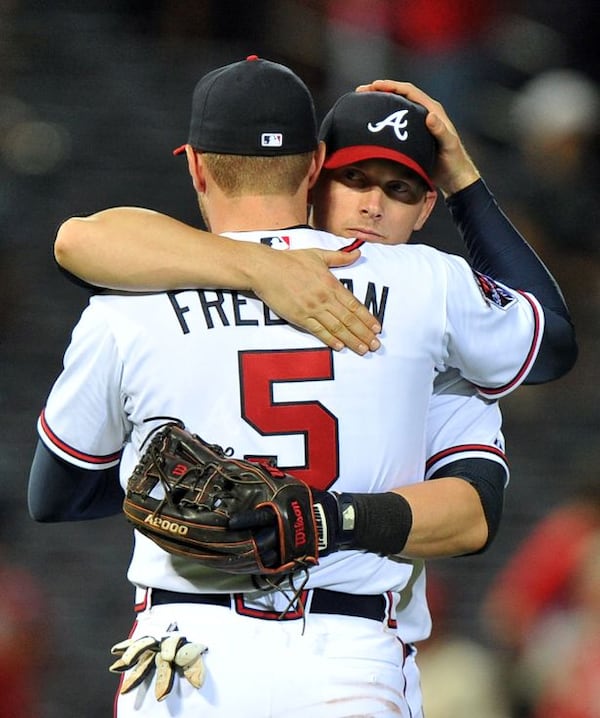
[262,133,283,147]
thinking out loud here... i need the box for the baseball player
[30,57,549,717]
[48,81,577,716]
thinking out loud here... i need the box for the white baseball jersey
[397,370,507,643]
[39,227,540,630]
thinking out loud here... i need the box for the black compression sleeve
[28,440,123,521]
[429,457,506,554]
[446,179,578,383]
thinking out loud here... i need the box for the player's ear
[185,146,207,194]
[307,142,326,190]
[413,190,438,231]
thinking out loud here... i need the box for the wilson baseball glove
[123,420,319,577]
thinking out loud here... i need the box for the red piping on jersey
[426,443,507,472]
[39,409,122,465]
[476,290,543,397]
[341,239,365,253]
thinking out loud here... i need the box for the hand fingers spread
[356,80,446,119]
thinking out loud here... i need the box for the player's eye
[386,182,425,204]
[338,167,367,187]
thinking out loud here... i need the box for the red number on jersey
[238,348,339,490]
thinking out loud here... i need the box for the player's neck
[207,194,309,234]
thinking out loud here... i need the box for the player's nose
[360,188,384,219]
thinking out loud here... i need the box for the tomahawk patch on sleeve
[473,271,517,309]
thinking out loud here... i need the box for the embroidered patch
[473,271,517,309]
[261,133,283,147]
[367,109,410,140]
[260,235,291,249]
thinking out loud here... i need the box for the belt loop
[134,587,151,613]
[304,588,315,616]
[384,590,398,629]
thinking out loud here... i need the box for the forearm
[55,208,265,291]
[54,208,381,355]
[314,475,491,561]
[396,477,488,558]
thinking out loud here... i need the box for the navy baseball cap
[173,55,318,157]
[319,91,437,190]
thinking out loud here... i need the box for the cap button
[246,55,259,61]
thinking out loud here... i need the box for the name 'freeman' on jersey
[167,280,390,335]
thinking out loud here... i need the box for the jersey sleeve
[37,301,129,469]
[425,371,509,484]
[442,255,545,399]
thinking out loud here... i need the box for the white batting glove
[109,634,208,700]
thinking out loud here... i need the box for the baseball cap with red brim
[173,55,318,157]
[319,91,437,190]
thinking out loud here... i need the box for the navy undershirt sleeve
[28,440,124,522]
[429,456,505,554]
[446,179,578,383]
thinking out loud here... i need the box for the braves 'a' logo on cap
[367,110,410,141]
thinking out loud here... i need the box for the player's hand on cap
[356,80,480,196]
[250,246,381,355]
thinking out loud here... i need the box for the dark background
[1,2,598,716]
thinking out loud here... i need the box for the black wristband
[347,492,413,556]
